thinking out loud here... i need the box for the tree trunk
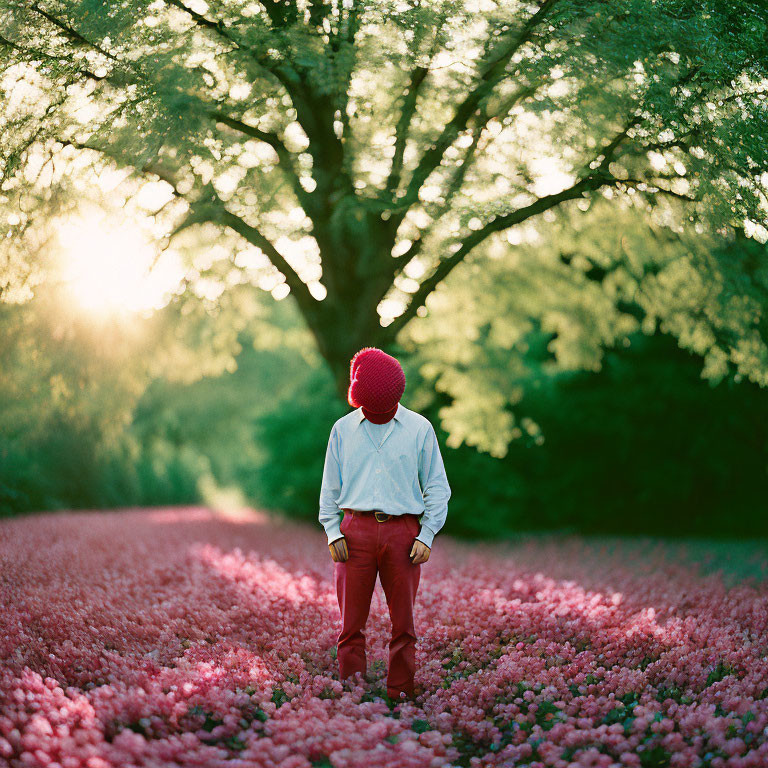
[313,315,397,403]
[301,203,407,403]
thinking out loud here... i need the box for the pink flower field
[1,508,767,768]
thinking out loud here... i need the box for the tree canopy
[403,199,768,455]
[2,0,768,396]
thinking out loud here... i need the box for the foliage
[1,0,767,388]
[3,271,767,535]
[0,277,277,515]
[1,508,766,765]
[404,201,768,458]
[1,0,767,520]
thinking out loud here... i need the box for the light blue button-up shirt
[319,402,451,549]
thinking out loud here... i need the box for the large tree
[1,0,767,397]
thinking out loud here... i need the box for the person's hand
[329,536,348,562]
[409,538,431,565]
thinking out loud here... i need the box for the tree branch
[28,2,121,63]
[166,0,242,50]
[162,0,305,104]
[57,138,184,195]
[166,2,348,232]
[391,83,540,269]
[382,115,642,342]
[592,115,643,169]
[381,176,606,344]
[331,1,362,174]
[386,110,487,271]
[0,32,107,83]
[208,110,316,214]
[391,0,559,220]
[255,0,300,28]
[386,65,430,195]
[169,183,318,318]
[218,208,317,318]
[620,178,697,202]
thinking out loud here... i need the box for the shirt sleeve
[319,423,345,545]
[416,422,451,548]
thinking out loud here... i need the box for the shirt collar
[356,402,402,424]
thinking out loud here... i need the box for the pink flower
[0,508,766,767]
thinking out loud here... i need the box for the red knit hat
[347,347,406,424]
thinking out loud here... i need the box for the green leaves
[75,0,154,40]
[704,659,739,688]
[638,742,672,768]
[270,685,291,708]
[534,700,565,731]
[186,704,224,733]
[602,692,640,733]
[411,718,431,733]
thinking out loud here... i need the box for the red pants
[334,510,422,699]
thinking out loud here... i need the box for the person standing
[318,346,451,702]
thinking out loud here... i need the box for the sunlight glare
[55,210,184,317]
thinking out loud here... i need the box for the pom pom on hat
[348,347,406,423]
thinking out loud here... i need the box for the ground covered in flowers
[1,508,767,768]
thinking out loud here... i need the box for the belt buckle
[374,511,390,522]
